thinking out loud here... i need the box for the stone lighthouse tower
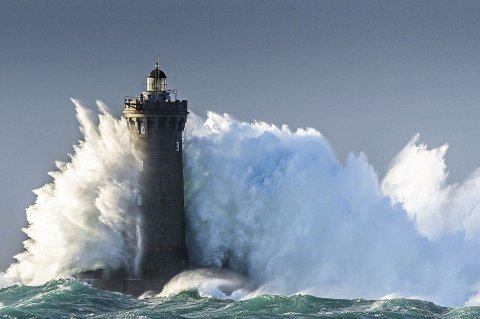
[123,62,188,280]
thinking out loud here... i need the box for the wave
[2,100,141,286]
[3,101,480,307]
[184,112,480,306]
[1,280,478,318]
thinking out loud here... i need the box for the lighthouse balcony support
[124,98,188,112]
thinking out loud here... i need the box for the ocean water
[1,280,479,319]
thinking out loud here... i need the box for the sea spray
[382,134,480,242]
[2,100,141,285]
[133,214,144,278]
[4,103,480,307]
[183,112,480,306]
[382,134,480,305]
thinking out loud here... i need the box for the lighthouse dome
[149,68,166,78]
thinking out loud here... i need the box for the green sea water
[1,280,479,319]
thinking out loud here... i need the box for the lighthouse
[123,63,188,279]
[77,63,188,295]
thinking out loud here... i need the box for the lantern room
[146,62,167,92]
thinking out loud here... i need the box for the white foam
[184,113,480,306]
[159,268,249,300]
[4,103,480,307]
[2,99,141,285]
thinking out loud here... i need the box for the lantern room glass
[146,76,167,92]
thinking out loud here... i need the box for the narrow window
[137,195,143,206]
[139,160,144,171]
[176,141,180,152]
[140,123,146,135]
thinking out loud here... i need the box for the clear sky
[1,0,480,270]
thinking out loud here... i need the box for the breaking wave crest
[4,102,480,306]
[2,99,141,286]
[159,268,250,300]
[184,112,480,307]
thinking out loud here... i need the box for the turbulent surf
[3,101,480,316]
[2,280,480,319]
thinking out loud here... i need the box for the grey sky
[2,0,480,270]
